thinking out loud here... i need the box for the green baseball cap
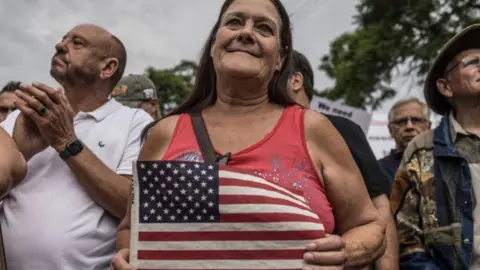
[424,24,480,115]
[112,74,157,108]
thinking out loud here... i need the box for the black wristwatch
[59,139,84,161]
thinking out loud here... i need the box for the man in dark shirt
[378,150,403,187]
[287,50,397,269]
[378,98,431,184]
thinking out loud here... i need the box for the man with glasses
[0,81,21,122]
[390,24,480,269]
[378,98,431,185]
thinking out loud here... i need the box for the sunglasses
[390,116,429,127]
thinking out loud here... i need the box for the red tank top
[162,105,335,233]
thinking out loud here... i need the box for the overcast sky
[0,0,421,112]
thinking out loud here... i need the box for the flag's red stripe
[138,269,301,270]
[219,212,321,223]
[219,194,311,212]
[138,229,324,241]
[221,177,305,203]
[137,249,306,260]
[219,167,303,196]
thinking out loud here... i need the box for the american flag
[130,160,325,270]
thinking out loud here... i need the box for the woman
[112,0,385,269]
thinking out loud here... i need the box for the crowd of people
[0,0,479,269]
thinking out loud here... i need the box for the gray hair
[388,97,430,123]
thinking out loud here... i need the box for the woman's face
[211,0,284,81]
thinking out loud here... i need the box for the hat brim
[116,99,143,108]
[425,24,480,115]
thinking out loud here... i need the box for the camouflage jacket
[390,115,473,270]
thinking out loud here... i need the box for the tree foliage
[319,0,480,110]
[145,60,197,116]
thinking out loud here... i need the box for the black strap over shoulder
[0,224,7,269]
[190,111,230,165]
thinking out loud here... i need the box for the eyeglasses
[445,55,480,75]
[390,117,429,127]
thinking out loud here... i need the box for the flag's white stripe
[219,204,318,219]
[137,239,311,251]
[220,186,310,209]
[220,170,306,202]
[137,221,324,232]
[135,259,305,269]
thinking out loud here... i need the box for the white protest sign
[366,113,395,159]
[309,96,373,134]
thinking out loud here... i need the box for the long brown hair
[142,0,295,139]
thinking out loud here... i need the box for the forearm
[116,226,131,251]
[0,131,27,194]
[374,198,399,270]
[116,187,133,251]
[342,218,386,268]
[8,150,27,186]
[12,129,40,162]
[15,141,37,161]
[64,146,130,219]
[0,152,26,198]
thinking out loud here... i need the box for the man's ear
[290,72,304,93]
[99,57,119,81]
[436,78,453,99]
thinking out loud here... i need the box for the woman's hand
[303,234,347,269]
[110,248,134,270]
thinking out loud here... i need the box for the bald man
[0,24,153,269]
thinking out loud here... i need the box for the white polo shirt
[0,99,153,270]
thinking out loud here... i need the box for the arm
[325,116,397,268]
[0,127,27,198]
[62,146,130,219]
[5,109,49,163]
[116,115,179,251]
[62,111,152,220]
[305,111,386,267]
[372,194,399,270]
[116,183,133,251]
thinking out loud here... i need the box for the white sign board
[309,96,373,134]
[367,113,395,159]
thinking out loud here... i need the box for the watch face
[68,141,83,154]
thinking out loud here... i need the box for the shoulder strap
[0,224,7,269]
[190,111,218,164]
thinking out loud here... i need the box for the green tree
[319,0,480,110]
[145,60,197,116]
